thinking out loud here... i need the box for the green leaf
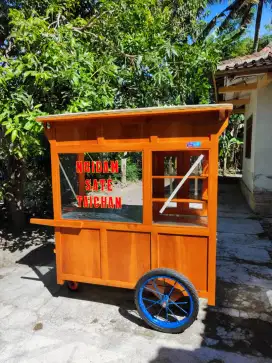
[11,129,18,142]
[5,128,13,136]
[24,121,33,130]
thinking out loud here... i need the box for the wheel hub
[161,295,169,308]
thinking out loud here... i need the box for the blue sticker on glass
[187,141,201,148]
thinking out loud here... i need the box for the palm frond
[197,0,255,41]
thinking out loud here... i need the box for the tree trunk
[223,157,227,176]
[121,158,127,186]
[5,155,26,231]
[253,0,264,52]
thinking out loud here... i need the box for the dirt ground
[0,180,271,363]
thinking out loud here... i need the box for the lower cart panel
[57,228,209,298]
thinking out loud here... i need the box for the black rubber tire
[135,268,199,334]
[67,281,79,292]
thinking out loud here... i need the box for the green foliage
[126,161,140,182]
[222,34,272,60]
[219,133,243,160]
[0,0,260,222]
[0,0,225,162]
[219,113,244,175]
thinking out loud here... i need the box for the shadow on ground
[17,243,147,329]
[148,347,223,363]
[16,241,272,360]
[10,178,272,361]
[0,224,54,253]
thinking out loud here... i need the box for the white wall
[254,82,272,192]
[243,89,257,192]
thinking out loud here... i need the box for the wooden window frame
[245,115,253,159]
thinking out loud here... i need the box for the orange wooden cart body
[31,104,232,305]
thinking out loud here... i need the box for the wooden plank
[30,218,84,228]
[61,274,137,289]
[50,140,61,219]
[157,234,208,291]
[100,228,108,280]
[232,108,245,114]
[207,134,219,306]
[219,98,250,106]
[202,151,209,202]
[143,149,152,224]
[152,175,208,179]
[30,218,209,236]
[77,153,85,195]
[151,232,158,269]
[218,82,257,93]
[55,228,64,284]
[60,273,210,298]
[106,231,151,283]
[55,140,212,153]
[153,198,205,203]
[36,104,233,123]
[61,228,101,278]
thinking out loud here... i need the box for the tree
[0,0,222,229]
[220,33,272,60]
[253,0,264,52]
[198,0,256,44]
[204,0,272,55]
[252,0,272,52]
[219,114,244,175]
[0,0,255,229]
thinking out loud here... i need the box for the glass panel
[59,152,143,223]
[152,150,208,227]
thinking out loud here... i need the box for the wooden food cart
[31,104,232,333]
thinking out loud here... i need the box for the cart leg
[67,281,79,291]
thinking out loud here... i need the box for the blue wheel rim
[138,275,194,329]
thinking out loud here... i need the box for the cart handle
[159,154,204,214]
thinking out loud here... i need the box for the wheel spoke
[144,287,163,296]
[169,299,189,316]
[153,280,163,296]
[143,298,160,303]
[167,281,177,298]
[167,307,179,321]
[156,305,164,319]
[169,301,188,305]
[146,300,160,310]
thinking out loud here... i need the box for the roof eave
[36,104,233,123]
[216,64,272,78]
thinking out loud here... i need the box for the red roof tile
[217,43,272,72]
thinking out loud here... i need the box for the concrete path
[0,181,271,363]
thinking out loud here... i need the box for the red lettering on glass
[76,195,83,207]
[110,161,119,173]
[76,161,83,173]
[107,179,113,192]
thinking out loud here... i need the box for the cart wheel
[135,268,199,334]
[67,281,79,291]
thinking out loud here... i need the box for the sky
[207,2,272,38]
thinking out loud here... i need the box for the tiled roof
[217,43,272,72]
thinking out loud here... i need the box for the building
[216,43,272,215]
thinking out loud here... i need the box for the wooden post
[50,138,63,284]
[207,134,220,305]
[77,153,85,195]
